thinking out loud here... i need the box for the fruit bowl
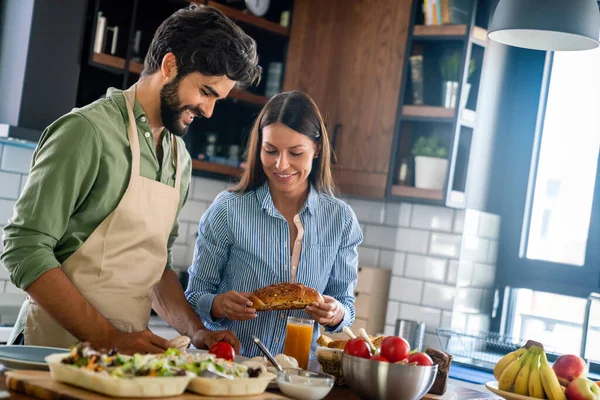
[485,381,540,400]
[342,353,437,400]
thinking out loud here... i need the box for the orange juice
[282,317,314,369]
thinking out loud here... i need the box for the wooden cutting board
[5,371,289,400]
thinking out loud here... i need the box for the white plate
[187,372,276,397]
[485,380,538,400]
[0,345,67,371]
[45,353,192,398]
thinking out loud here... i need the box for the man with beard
[1,4,261,354]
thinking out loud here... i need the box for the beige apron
[24,85,181,348]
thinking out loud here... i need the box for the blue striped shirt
[185,183,363,358]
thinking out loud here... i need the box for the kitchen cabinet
[283,0,412,199]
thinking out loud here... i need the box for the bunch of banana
[494,341,566,400]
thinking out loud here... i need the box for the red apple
[565,378,600,400]
[553,354,588,386]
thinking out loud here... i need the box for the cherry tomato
[344,338,372,359]
[209,342,235,361]
[380,336,410,363]
[407,352,433,366]
[370,355,389,362]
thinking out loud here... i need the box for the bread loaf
[425,348,452,395]
[249,283,324,311]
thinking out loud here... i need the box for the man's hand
[102,329,170,355]
[305,295,345,327]
[191,329,241,354]
[212,291,257,321]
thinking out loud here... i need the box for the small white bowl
[276,368,334,400]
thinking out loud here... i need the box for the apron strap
[123,85,141,178]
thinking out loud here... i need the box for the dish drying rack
[436,328,549,370]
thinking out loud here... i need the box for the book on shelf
[423,0,455,26]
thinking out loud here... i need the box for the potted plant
[411,134,449,190]
[440,53,477,109]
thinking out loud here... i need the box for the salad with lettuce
[61,343,261,379]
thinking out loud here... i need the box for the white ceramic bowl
[276,368,334,400]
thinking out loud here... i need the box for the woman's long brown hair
[231,91,336,195]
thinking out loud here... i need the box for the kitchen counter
[0,364,499,400]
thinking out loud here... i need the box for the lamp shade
[488,0,600,51]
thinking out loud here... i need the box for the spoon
[252,335,284,373]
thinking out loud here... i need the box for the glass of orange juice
[282,317,314,369]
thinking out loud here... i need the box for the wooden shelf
[92,53,143,74]
[471,26,488,47]
[229,88,269,105]
[402,105,455,120]
[203,1,289,36]
[192,159,243,177]
[413,24,467,38]
[391,185,444,201]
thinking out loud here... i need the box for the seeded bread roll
[249,283,324,311]
[425,348,452,395]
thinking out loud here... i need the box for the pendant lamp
[488,0,600,51]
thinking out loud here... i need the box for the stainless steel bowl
[342,354,438,400]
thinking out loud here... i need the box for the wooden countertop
[0,364,499,400]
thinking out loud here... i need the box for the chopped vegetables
[60,343,261,379]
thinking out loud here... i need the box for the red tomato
[344,338,372,359]
[407,352,433,366]
[380,336,410,363]
[209,342,235,361]
[370,355,389,362]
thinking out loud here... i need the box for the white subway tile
[456,261,473,287]
[172,244,192,269]
[478,212,501,239]
[446,260,458,285]
[455,288,483,313]
[0,171,21,199]
[488,240,499,264]
[0,292,26,306]
[0,280,5,294]
[191,177,228,202]
[410,205,453,232]
[404,254,447,283]
[398,303,441,333]
[175,223,189,245]
[379,250,406,275]
[453,210,465,234]
[0,265,8,280]
[463,209,480,236]
[441,311,453,328]
[1,146,33,174]
[384,203,412,227]
[451,311,468,331]
[422,283,456,310]
[466,314,490,333]
[364,226,429,254]
[385,301,400,326]
[384,325,396,336]
[460,236,490,263]
[179,200,208,223]
[0,313,18,325]
[4,281,21,294]
[389,277,423,304]
[0,199,16,226]
[358,246,379,267]
[471,263,496,288]
[349,199,385,224]
[423,333,441,351]
[429,233,462,258]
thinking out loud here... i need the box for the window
[524,47,600,266]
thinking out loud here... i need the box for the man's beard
[159,76,202,137]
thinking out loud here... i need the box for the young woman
[185,91,363,357]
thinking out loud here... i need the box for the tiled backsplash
[0,142,501,351]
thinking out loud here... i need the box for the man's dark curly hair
[143,4,261,88]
